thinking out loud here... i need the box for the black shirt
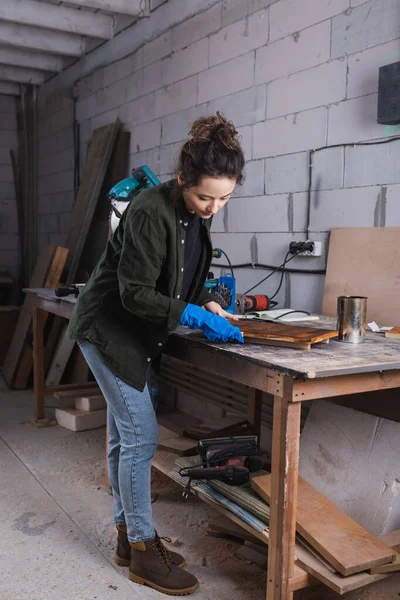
[181,214,202,300]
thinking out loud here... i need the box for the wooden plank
[252,474,395,576]
[65,120,120,284]
[157,436,197,455]
[322,227,400,327]
[370,553,400,574]
[0,306,19,365]
[292,370,400,401]
[245,338,311,350]
[45,121,121,386]
[267,394,301,600]
[54,386,100,400]
[238,321,337,344]
[295,530,400,595]
[13,246,68,389]
[3,244,57,386]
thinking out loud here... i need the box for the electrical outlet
[289,241,323,257]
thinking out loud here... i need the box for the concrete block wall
[37,0,400,313]
[37,89,75,250]
[0,95,19,280]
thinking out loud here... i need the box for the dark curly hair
[176,112,245,189]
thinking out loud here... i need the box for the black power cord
[211,262,326,275]
[218,248,234,278]
[243,245,307,296]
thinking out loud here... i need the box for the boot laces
[150,534,173,571]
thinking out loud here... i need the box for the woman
[67,112,245,596]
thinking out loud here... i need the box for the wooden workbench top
[29,289,400,380]
[170,323,400,380]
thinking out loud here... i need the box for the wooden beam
[0,22,85,57]
[0,65,45,85]
[0,48,64,73]
[0,0,113,39]
[291,369,400,402]
[267,393,301,600]
[61,0,148,16]
[0,81,20,95]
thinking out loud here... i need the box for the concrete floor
[1,377,400,600]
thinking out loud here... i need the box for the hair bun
[189,111,240,150]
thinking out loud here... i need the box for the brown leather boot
[114,526,186,569]
[129,536,199,596]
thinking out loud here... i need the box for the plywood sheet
[251,473,395,576]
[322,227,400,326]
[238,320,337,345]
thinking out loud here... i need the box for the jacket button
[179,220,183,224]
[181,239,184,244]
[147,358,151,362]
[181,268,184,272]
[158,342,162,347]
[177,294,181,299]
[184,222,188,226]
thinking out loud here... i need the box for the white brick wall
[255,21,331,84]
[34,0,400,318]
[209,9,268,67]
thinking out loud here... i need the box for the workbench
[30,289,400,599]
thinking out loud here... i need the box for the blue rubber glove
[180,304,244,343]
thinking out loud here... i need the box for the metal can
[337,296,368,343]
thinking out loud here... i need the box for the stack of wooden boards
[53,384,106,432]
[3,119,129,391]
[251,473,400,594]
[386,326,400,339]
[234,320,338,350]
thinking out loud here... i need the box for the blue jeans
[79,340,158,543]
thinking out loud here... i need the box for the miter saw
[108,165,161,233]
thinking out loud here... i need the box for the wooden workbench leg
[33,305,46,420]
[247,387,262,443]
[267,394,301,600]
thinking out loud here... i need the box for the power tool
[108,165,161,233]
[235,293,274,314]
[179,435,263,498]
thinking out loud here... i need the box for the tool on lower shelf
[179,435,262,498]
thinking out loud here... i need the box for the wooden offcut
[251,473,395,576]
[386,326,400,339]
[237,321,337,350]
[322,227,400,326]
[3,245,68,387]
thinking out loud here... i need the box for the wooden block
[252,473,395,576]
[55,407,107,432]
[386,326,400,339]
[75,395,106,412]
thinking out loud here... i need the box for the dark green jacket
[67,181,213,390]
